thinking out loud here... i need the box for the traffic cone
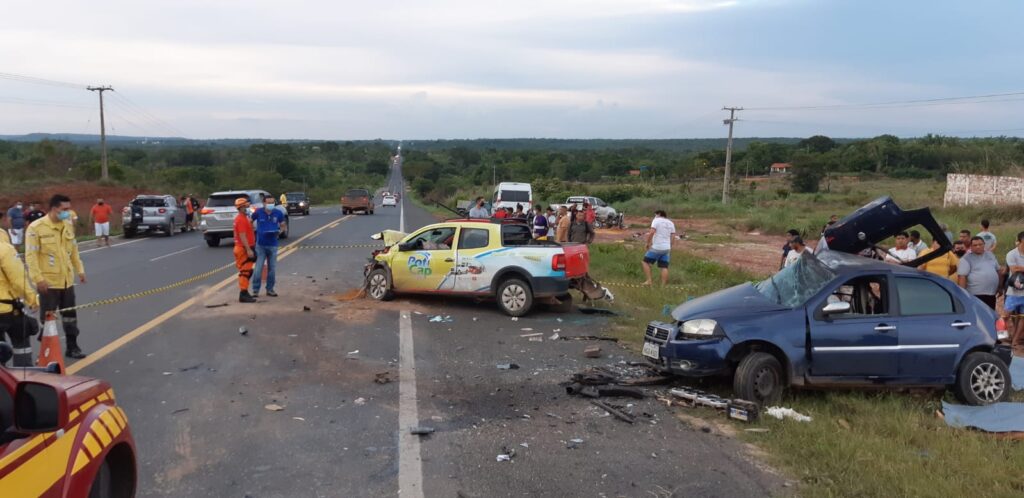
[37,312,66,374]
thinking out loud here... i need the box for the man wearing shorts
[1004,232,1024,347]
[642,210,676,286]
[89,198,113,247]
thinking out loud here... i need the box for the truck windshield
[346,189,369,197]
[755,252,836,308]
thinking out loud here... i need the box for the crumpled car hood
[671,283,788,321]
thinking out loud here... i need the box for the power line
[0,72,86,90]
[746,91,1024,112]
[0,97,93,109]
[109,91,185,138]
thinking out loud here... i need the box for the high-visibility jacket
[25,215,84,290]
[0,241,38,313]
[0,230,9,246]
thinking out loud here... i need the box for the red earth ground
[0,182,149,234]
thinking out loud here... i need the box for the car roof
[209,190,265,196]
[817,250,923,275]
[134,194,170,198]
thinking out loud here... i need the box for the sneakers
[266,291,278,297]
[239,291,257,303]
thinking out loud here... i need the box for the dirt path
[596,216,788,277]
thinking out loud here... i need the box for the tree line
[0,139,393,201]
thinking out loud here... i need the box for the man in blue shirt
[6,202,25,248]
[251,195,287,297]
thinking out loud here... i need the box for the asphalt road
[30,166,783,497]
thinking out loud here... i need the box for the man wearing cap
[233,198,257,303]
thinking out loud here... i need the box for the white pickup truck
[550,196,622,228]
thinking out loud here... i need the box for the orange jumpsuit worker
[233,198,257,303]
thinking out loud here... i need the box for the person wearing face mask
[90,198,114,247]
[250,195,286,297]
[6,201,25,248]
[25,194,88,359]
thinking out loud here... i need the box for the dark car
[342,188,373,215]
[285,192,310,216]
[644,198,1012,407]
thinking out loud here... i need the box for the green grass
[586,242,1024,498]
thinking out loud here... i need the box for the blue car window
[756,251,836,307]
[824,275,889,317]
[896,277,955,315]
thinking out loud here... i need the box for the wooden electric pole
[88,86,113,180]
[721,106,742,204]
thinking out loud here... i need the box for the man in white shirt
[784,237,807,268]
[909,230,928,254]
[641,210,676,286]
[977,219,997,252]
[884,232,917,264]
[468,197,489,219]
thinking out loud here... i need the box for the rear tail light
[997,318,1009,341]
[552,254,566,271]
[200,208,214,215]
[158,208,167,214]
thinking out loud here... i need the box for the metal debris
[410,427,435,435]
[264,404,285,412]
[497,363,520,370]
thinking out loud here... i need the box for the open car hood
[817,196,951,268]
[371,230,407,246]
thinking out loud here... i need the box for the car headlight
[299,201,307,206]
[680,319,719,337]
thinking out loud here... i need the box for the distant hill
[0,133,190,145]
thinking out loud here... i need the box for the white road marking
[399,185,406,233]
[398,311,424,498]
[79,237,146,255]
[148,245,198,262]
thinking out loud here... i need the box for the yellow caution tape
[58,263,234,313]
[598,280,689,291]
[295,244,386,250]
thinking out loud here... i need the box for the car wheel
[165,223,174,237]
[205,237,220,248]
[593,220,604,229]
[497,278,533,317]
[123,229,135,239]
[367,268,393,301]
[953,352,1010,405]
[733,352,785,407]
[87,458,112,498]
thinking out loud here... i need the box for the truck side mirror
[14,381,69,433]
[822,301,851,316]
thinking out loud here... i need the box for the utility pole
[87,86,113,181]
[721,106,742,204]
[492,163,496,187]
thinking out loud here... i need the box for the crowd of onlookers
[779,215,1024,347]
[467,197,598,244]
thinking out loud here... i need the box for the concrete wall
[943,173,1024,207]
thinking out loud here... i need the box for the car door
[391,226,458,292]
[808,273,899,378]
[894,276,966,381]
[450,226,494,293]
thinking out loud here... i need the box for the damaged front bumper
[642,321,732,377]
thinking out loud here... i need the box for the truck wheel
[367,268,393,301]
[497,278,533,317]
[733,352,784,407]
[205,237,220,248]
[953,352,1010,405]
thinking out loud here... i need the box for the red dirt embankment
[0,182,150,233]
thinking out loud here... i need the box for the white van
[492,182,533,214]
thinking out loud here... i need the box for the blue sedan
[643,250,1012,406]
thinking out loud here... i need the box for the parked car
[551,196,621,228]
[491,182,532,214]
[200,190,289,247]
[121,195,187,238]
[644,198,1012,407]
[382,194,398,207]
[284,192,310,216]
[342,188,373,215]
[364,219,609,316]
[0,343,137,497]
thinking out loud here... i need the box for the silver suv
[201,190,289,247]
[122,195,187,238]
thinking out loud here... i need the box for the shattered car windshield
[755,252,836,307]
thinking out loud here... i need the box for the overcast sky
[1,0,1022,140]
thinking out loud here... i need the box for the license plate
[642,341,660,359]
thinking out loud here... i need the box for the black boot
[239,290,257,303]
[65,338,87,359]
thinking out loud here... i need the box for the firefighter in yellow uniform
[0,227,39,366]
[25,194,88,359]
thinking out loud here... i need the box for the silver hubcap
[369,274,387,299]
[501,284,527,311]
[970,362,1005,402]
